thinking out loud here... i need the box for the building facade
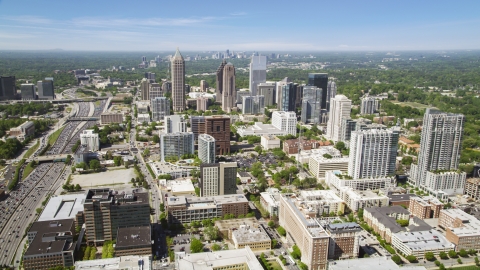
[0,76,16,100]
[272,111,297,136]
[204,116,231,155]
[360,96,379,115]
[160,132,194,161]
[80,130,100,151]
[249,55,267,96]
[151,96,170,121]
[171,48,186,112]
[221,63,236,113]
[258,82,276,106]
[242,95,265,115]
[216,59,227,102]
[198,134,216,164]
[164,115,187,133]
[308,73,328,109]
[200,162,237,197]
[301,86,322,124]
[21,83,36,100]
[196,96,210,111]
[326,95,351,142]
[100,113,123,125]
[409,196,443,219]
[37,79,55,100]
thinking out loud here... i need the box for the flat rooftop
[329,257,427,270]
[75,255,151,270]
[232,225,271,244]
[215,217,258,231]
[387,193,417,202]
[393,230,454,251]
[175,247,263,270]
[442,208,480,237]
[116,226,151,248]
[38,193,86,222]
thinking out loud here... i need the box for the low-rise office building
[232,224,271,251]
[464,178,480,200]
[38,193,86,227]
[165,194,249,224]
[339,187,389,212]
[236,122,288,137]
[309,156,349,179]
[325,170,396,192]
[100,113,123,125]
[215,217,258,240]
[391,229,454,259]
[175,246,263,270]
[9,121,35,140]
[75,255,151,270]
[328,256,427,270]
[409,196,443,219]
[23,219,76,270]
[261,135,281,150]
[439,208,480,252]
[115,226,152,257]
[260,188,281,217]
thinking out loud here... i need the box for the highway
[0,163,67,267]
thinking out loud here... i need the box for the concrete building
[348,128,400,179]
[232,224,271,251]
[326,81,337,111]
[100,113,123,125]
[278,82,296,112]
[175,246,263,270]
[328,257,427,270]
[200,162,237,197]
[424,170,466,198]
[308,73,328,110]
[299,190,345,216]
[23,219,76,270]
[391,229,454,258]
[21,83,36,100]
[216,59,227,102]
[272,111,297,136]
[160,132,194,161]
[150,161,192,179]
[388,194,418,208]
[196,96,210,111]
[140,78,150,100]
[80,129,100,151]
[236,122,287,137]
[309,156,349,179]
[151,96,170,121]
[137,113,150,124]
[198,134,216,164]
[75,256,151,270]
[325,171,396,192]
[301,86,322,124]
[242,95,265,115]
[149,82,163,99]
[236,90,251,105]
[171,48,186,112]
[325,223,361,260]
[0,76,16,100]
[339,118,386,143]
[137,101,149,113]
[360,96,380,115]
[38,193,86,227]
[8,121,35,140]
[409,196,443,219]
[164,115,187,133]
[115,226,152,256]
[258,82,276,106]
[283,138,319,155]
[326,95,351,142]
[278,194,330,270]
[37,78,55,100]
[338,187,389,212]
[200,80,209,92]
[190,116,205,141]
[160,178,196,196]
[439,208,480,252]
[410,108,465,195]
[260,188,281,217]
[83,189,150,245]
[465,178,480,200]
[165,194,249,224]
[249,55,267,96]
[221,63,236,113]
[261,135,281,150]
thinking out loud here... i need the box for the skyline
[0,0,479,51]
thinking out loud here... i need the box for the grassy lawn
[450,265,480,270]
[24,140,40,159]
[22,163,35,180]
[48,126,65,146]
[392,101,432,109]
[266,260,283,270]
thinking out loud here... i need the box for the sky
[0,0,479,51]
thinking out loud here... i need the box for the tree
[357,208,364,220]
[396,219,409,227]
[74,184,81,191]
[439,251,448,259]
[457,258,463,264]
[448,250,458,258]
[89,159,101,172]
[291,245,301,259]
[268,220,275,228]
[211,243,221,251]
[425,252,436,261]
[204,225,219,241]
[391,255,402,265]
[334,141,346,151]
[475,256,479,266]
[272,239,278,248]
[406,255,417,263]
[434,260,441,266]
[459,249,468,257]
[153,135,160,144]
[190,238,204,253]
[277,226,286,237]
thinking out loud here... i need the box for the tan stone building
[231,224,271,251]
[325,223,361,260]
[115,226,152,256]
[439,208,480,252]
[100,113,123,125]
[464,178,480,200]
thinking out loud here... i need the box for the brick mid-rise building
[439,208,480,252]
[203,116,231,155]
[408,196,443,219]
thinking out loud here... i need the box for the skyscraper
[160,132,194,161]
[204,116,231,155]
[278,82,296,112]
[198,134,216,164]
[258,82,276,106]
[37,78,54,100]
[200,162,237,197]
[276,77,292,106]
[151,97,170,121]
[272,111,297,136]
[197,96,210,112]
[326,95,351,142]
[308,73,328,109]
[221,62,236,113]
[215,60,227,102]
[360,96,379,115]
[249,55,267,96]
[326,81,337,111]
[410,109,465,192]
[149,83,163,99]
[140,78,150,101]
[0,76,16,100]
[21,83,36,100]
[348,128,400,179]
[301,86,322,124]
[171,48,185,112]
[242,95,265,115]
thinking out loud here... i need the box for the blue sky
[0,0,479,51]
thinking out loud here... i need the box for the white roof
[39,193,86,222]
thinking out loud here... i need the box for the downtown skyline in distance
[0,0,479,51]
